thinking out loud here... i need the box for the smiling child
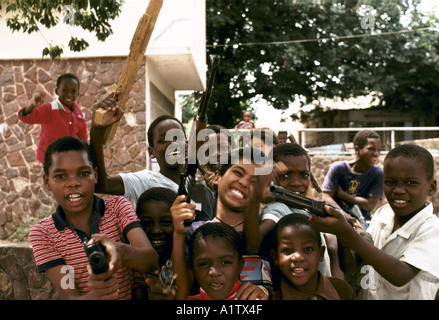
[311,144,439,299]
[271,214,355,300]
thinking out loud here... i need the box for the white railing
[228,127,439,156]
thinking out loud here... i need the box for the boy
[89,93,215,221]
[29,136,158,300]
[311,144,439,299]
[171,147,271,300]
[259,143,339,280]
[132,187,177,300]
[18,73,88,163]
[270,214,355,300]
[200,124,234,192]
[186,222,245,300]
[321,130,383,224]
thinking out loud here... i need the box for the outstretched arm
[90,93,125,195]
[310,206,419,287]
[170,195,196,299]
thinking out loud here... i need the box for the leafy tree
[204,0,439,127]
[0,0,123,60]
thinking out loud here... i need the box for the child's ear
[319,246,326,262]
[428,179,437,196]
[93,168,98,184]
[270,249,279,266]
[148,146,155,159]
[239,258,245,274]
[212,173,221,186]
[43,174,51,191]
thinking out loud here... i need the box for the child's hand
[33,90,46,108]
[87,270,119,300]
[92,91,123,128]
[90,233,121,276]
[309,205,353,246]
[235,282,269,300]
[203,171,216,192]
[171,195,196,235]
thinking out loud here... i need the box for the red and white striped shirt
[29,196,141,300]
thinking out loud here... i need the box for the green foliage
[1,0,123,60]
[204,0,439,127]
[9,206,53,242]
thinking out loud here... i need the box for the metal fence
[228,127,439,156]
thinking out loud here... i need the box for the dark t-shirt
[322,161,383,220]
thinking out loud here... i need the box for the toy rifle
[269,182,329,217]
[179,55,221,226]
[93,0,163,144]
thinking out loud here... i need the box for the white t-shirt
[363,203,439,300]
[119,169,215,221]
[119,169,178,203]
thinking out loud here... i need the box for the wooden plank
[94,0,163,144]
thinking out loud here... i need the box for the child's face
[44,150,97,217]
[203,132,231,172]
[192,236,243,300]
[278,132,288,144]
[276,155,311,195]
[243,111,252,122]
[251,136,272,156]
[356,138,381,167]
[148,119,186,171]
[56,78,79,109]
[139,200,173,255]
[384,157,436,217]
[214,161,259,212]
[272,224,324,294]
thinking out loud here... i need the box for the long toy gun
[179,55,220,226]
[269,182,330,217]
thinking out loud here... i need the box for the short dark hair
[272,213,322,249]
[385,144,435,180]
[250,128,279,145]
[206,124,236,149]
[135,187,177,218]
[56,73,80,89]
[353,130,380,149]
[147,115,185,147]
[217,147,265,177]
[272,142,310,169]
[189,222,243,267]
[43,136,96,175]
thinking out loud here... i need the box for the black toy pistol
[269,182,330,217]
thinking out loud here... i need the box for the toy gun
[83,238,109,275]
[269,182,330,217]
[159,259,177,296]
[179,55,220,226]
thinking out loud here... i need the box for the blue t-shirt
[322,161,384,220]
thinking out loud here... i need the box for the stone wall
[0,57,147,241]
[0,242,59,300]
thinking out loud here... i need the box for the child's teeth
[231,189,244,199]
[67,194,82,201]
